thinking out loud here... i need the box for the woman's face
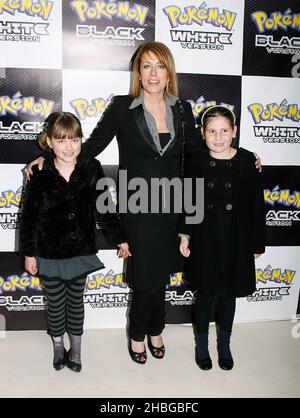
[139,51,169,96]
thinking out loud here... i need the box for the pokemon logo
[251,9,300,34]
[264,186,300,209]
[70,94,113,120]
[163,3,237,31]
[0,273,42,294]
[0,186,23,209]
[248,100,300,124]
[256,266,296,285]
[0,0,53,20]
[0,93,54,118]
[85,269,127,290]
[70,0,149,25]
[189,96,234,118]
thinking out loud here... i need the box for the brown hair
[130,42,178,98]
[199,106,236,130]
[37,111,83,150]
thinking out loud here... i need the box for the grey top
[129,89,178,156]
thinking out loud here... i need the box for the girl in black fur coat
[20,112,130,372]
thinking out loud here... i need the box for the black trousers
[129,285,166,341]
[193,293,236,334]
[42,276,86,337]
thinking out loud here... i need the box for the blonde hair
[130,42,178,98]
[38,112,83,150]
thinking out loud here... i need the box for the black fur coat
[19,152,124,258]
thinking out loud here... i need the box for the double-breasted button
[226,204,233,211]
[225,182,231,189]
[207,181,214,189]
[208,203,213,210]
[226,161,232,168]
[68,212,75,221]
[70,232,77,239]
[154,157,158,160]
[210,161,216,167]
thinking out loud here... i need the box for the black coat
[19,152,124,259]
[178,148,266,298]
[84,95,200,289]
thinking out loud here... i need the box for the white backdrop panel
[0,164,24,251]
[240,76,300,165]
[236,246,300,322]
[63,69,131,165]
[0,1,62,69]
[155,0,244,75]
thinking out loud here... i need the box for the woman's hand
[25,256,38,275]
[179,236,190,257]
[25,156,45,179]
[117,243,132,259]
[253,153,262,173]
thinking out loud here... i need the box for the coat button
[226,204,233,211]
[226,161,232,168]
[68,212,75,220]
[207,182,214,189]
[66,194,74,200]
[208,203,213,210]
[70,232,77,239]
[210,161,216,167]
[225,182,231,189]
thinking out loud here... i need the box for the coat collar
[129,90,180,155]
[129,89,178,110]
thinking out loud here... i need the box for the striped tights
[42,276,86,337]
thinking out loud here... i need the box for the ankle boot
[67,334,82,372]
[195,333,212,370]
[52,335,67,371]
[217,328,234,370]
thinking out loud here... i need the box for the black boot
[52,335,67,371]
[67,334,82,372]
[195,333,212,370]
[217,328,234,370]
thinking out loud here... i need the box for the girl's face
[201,116,237,158]
[46,136,82,165]
[139,51,169,96]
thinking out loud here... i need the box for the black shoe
[53,348,68,371]
[128,340,147,364]
[66,349,82,372]
[217,328,234,371]
[147,336,165,359]
[196,357,212,370]
[218,358,234,370]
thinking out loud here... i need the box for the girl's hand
[25,156,45,179]
[253,153,262,173]
[25,256,38,275]
[179,236,190,257]
[254,253,262,259]
[117,243,132,259]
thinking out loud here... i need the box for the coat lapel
[166,102,181,154]
[131,104,159,154]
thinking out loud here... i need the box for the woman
[83,42,200,363]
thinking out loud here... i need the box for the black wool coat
[19,152,124,259]
[178,148,266,298]
[84,95,200,289]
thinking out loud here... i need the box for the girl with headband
[178,105,266,371]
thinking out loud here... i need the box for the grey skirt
[37,254,105,281]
